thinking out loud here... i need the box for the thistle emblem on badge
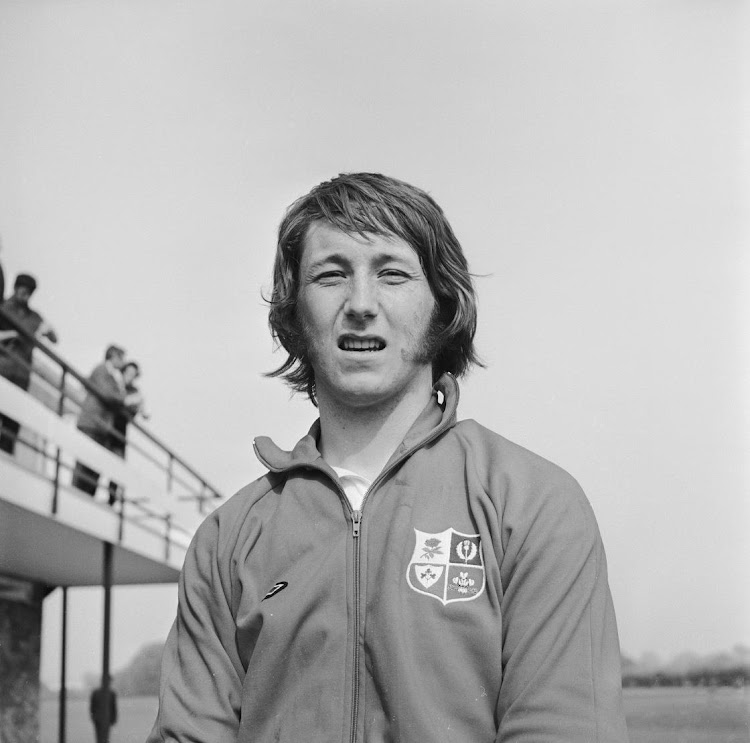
[406,528,485,605]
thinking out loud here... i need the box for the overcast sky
[0,0,747,688]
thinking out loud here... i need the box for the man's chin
[317,367,433,412]
[316,374,393,410]
[331,380,387,406]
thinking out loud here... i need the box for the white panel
[121,523,168,563]
[1,377,193,519]
[166,548,187,571]
[1,379,203,582]
[0,462,54,515]
[54,488,121,544]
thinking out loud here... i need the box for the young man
[110,360,147,458]
[0,273,58,453]
[148,173,628,742]
[72,344,128,498]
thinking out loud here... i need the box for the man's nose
[344,276,378,318]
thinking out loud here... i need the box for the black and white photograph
[0,1,747,741]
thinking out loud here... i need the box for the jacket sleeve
[495,472,628,742]
[146,512,244,742]
[89,364,125,406]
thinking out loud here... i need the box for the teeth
[340,338,384,351]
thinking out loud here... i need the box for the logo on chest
[406,528,485,605]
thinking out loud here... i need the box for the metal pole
[52,447,62,515]
[57,369,67,417]
[58,587,68,743]
[164,515,171,562]
[166,454,173,493]
[101,542,113,737]
[53,369,67,515]
[117,493,125,543]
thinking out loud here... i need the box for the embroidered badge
[406,528,485,605]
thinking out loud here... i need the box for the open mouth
[338,335,386,352]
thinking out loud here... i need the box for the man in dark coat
[89,680,118,743]
[0,273,58,453]
[71,344,127,497]
[110,360,145,459]
[0,237,5,302]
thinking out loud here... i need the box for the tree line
[621,645,750,689]
[73,641,750,696]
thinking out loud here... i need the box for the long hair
[266,173,482,403]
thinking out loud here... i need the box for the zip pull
[352,510,362,538]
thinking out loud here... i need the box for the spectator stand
[0,305,224,743]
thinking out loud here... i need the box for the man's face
[122,365,139,385]
[297,221,437,411]
[13,286,32,305]
[111,352,125,370]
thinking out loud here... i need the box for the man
[0,273,58,454]
[89,678,118,743]
[0,236,6,302]
[110,360,146,459]
[72,344,127,499]
[148,173,628,741]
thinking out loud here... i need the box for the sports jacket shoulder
[148,374,628,742]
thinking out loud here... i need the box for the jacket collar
[4,296,31,315]
[253,373,460,475]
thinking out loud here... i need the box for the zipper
[260,379,458,743]
[350,508,362,743]
[345,399,457,743]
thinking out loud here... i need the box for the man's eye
[315,271,346,283]
[315,271,346,286]
[380,270,409,283]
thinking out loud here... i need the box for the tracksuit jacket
[148,374,628,742]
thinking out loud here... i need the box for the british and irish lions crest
[406,528,485,605]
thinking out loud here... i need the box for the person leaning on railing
[0,237,5,302]
[0,273,58,454]
[72,344,133,502]
[110,360,147,459]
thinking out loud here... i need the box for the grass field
[40,695,158,743]
[39,688,749,742]
[623,687,749,743]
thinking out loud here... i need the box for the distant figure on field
[90,680,117,743]
[0,237,5,302]
[72,344,127,498]
[0,273,58,454]
[110,360,147,459]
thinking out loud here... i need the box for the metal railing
[0,306,223,551]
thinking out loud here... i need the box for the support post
[101,542,114,737]
[58,587,68,743]
[52,446,62,515]
[53,369,67,514]
[166,454,174,493]
[57,368,67,417]
[164,515,171,562]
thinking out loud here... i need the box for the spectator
[89,678,117,743]
[0,236,5,302]
[71,344,127,498]
[110,360,146,459]
[0,273,58,454]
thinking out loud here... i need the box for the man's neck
[9,297,28,312]
[317,381,433,483]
